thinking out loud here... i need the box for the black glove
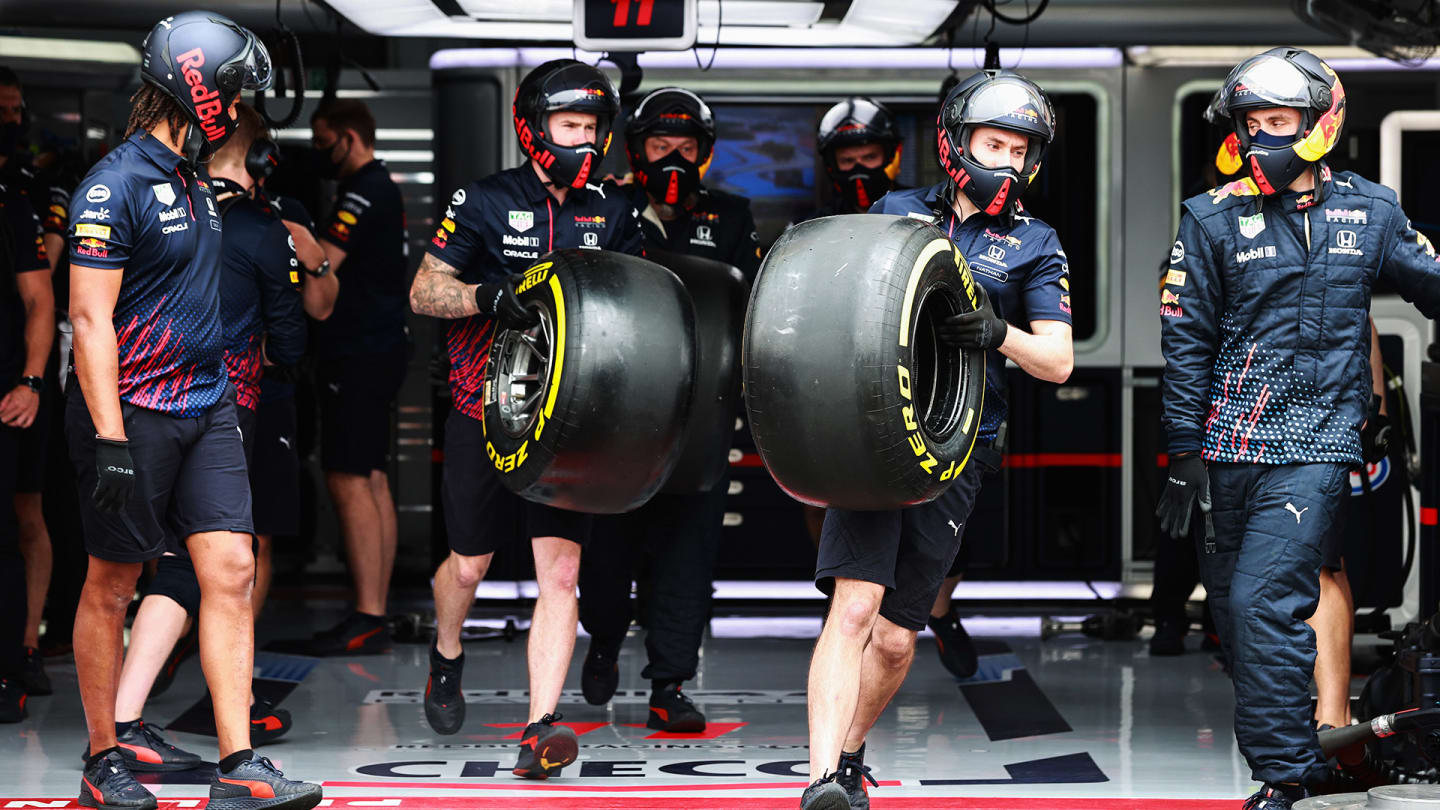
[1362,393,1391,464]
[1155,453,1210,539]
[474,277,539,330]
[937,282,1007,350]
[93,436,136,514]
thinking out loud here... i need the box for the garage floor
[2,599,1259,808]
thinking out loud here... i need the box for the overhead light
[455,0,571,20]
[0,34,140,65]
[1126,45,1401,68]
[431,46,1125,71]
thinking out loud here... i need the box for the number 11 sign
[574,0,699,51]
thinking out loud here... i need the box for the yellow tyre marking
[542,274,566,422]
[899,238,952,349]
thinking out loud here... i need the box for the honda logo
[986,245,1006,262]
[696,225,713,242]
[1337,229,1358,248]
[583,232,598,247]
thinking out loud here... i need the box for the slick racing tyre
[482,249,696,513]
[742,214,986,510]
[646,248,749,494]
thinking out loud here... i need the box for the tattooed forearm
[410,253,480,319]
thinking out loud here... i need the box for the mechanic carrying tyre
[407,58,695,781]
[577,87,755,734]
[755,70,1076,810]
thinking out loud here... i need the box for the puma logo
[1285,503,1309,524]
[327,383,341,394]
[278,436,291,449]
[947,520,963,536]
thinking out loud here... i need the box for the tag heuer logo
[1238,212,1265,239]
[152,183,176,207]
[508,211,534,233]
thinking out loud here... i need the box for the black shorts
[66,384,254,562]
[14,388,50,494]
[318,346,407,475]
[816,459,986,632]
[249,394,301,537]
[442,408,592,557]
[237,402,258,466]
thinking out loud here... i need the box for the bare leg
[114,594,189,722]
[808,578,884,780]
[75,557,142,756]
[188,531,256,759]
[16,493,51,649]
[252,534,273,619]
[370,470,398,616]
[843,616,918,752]
[1309,564,1355,728]
[930,575,961,619]
[434,551,492,660]
[527,536,581,723]
[326,471,385,617]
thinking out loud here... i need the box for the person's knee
[871,621,917,670]
[84,562,142,612]
[14,494,46,537]
[828,582,883,639]
[196,542,256,597]
[149,555,202,617]
[537,545,581,594]
[448,552,491,589]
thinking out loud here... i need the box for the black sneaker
[210,755,322,810]
[1149,619,1187,656]
[1242,785,1304,810]
[304,613,391,657]
[647,684,706,732]
[581,636,622,706]
[799,772,850,810]
[424,643,465,735]
[79,750,158,810]
[82,720,202,772]
[150,624,198,699]
[927,608,979,679]
[250,698,293,746]
[21,646,52,696]
[512,713,578,779]
[835,744,879,810]
[0,678,27,723]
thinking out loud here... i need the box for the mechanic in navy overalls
[1156,48,1440,810]
[800,69,1074,810]
[407,58,643,779]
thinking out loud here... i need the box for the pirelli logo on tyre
[515,261,553,295]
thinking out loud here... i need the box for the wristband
[304,259,331,278]
[19,375,43,393]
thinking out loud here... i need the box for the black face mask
[311,138,350,179]
[834,167,893,212]
[636,149,702,207]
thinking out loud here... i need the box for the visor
[240,34,273,91]
[1225,55,1309,110]
[962,80,1053,140]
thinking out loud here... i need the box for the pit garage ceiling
[0,0,1344,46]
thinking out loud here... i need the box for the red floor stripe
[0,798,1241,809]
[323,779,903,792]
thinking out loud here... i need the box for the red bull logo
[1208,177,1260,204]
[175,47,227,143]
[1161,289,1181,305]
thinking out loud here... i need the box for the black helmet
[625,87,715,206]
[816,97,902,211]
[141,11,272,164]
[513,59,620,190]
[936,70,1054,218]
[1216,47,1345,195]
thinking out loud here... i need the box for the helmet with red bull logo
[624,87,716,206]
[513,59,621,190]
[1216,47,1346,195]
[936,70,1055,219]
[141,11,272,164]
[816,97,903,211]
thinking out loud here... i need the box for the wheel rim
[493,308,554,439]
[913,286,968,444]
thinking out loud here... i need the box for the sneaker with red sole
[511,713,578,779]
[647,684,706,732]
[250,698,293,745]
[81,720,202,772]
[209,755,322,810]
[78,750,158,810]
[302,613,391,657]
